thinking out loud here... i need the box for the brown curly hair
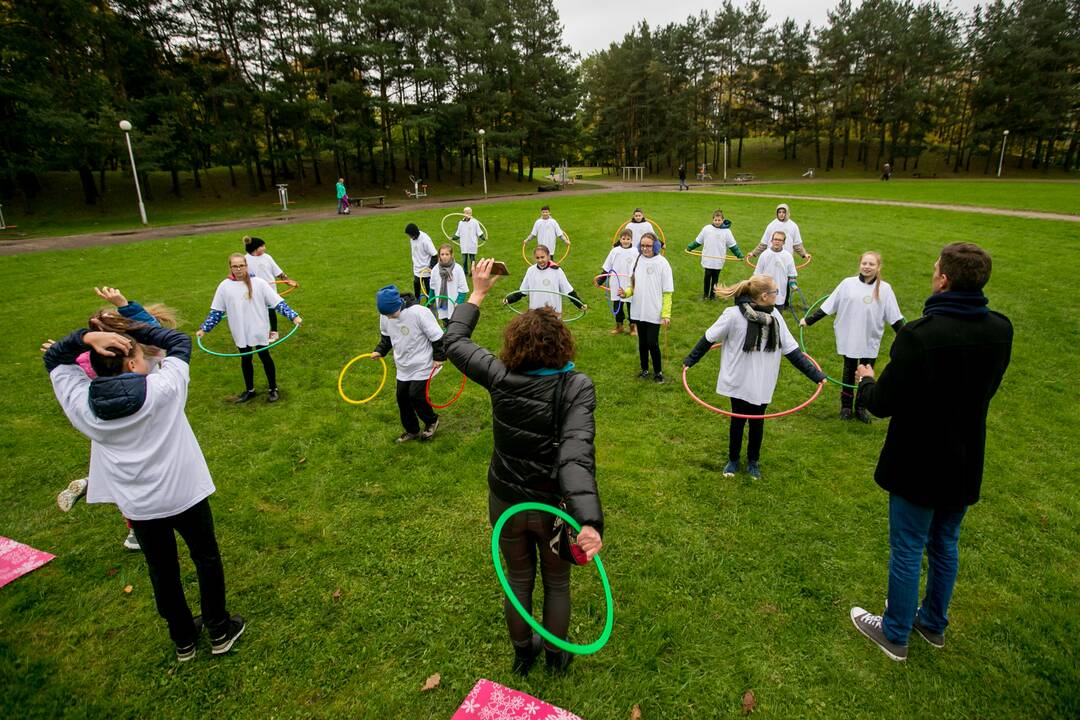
[499,307,575,371]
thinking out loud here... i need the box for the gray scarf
[438,258,454,309]
[735,296,778,352]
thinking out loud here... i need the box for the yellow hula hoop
[440,213,489,247]
[683,248,741,262]
[338,353,388,405]
[611,217,668,254]
[521,231,571,266]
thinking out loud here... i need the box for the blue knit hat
[376,285,404,315]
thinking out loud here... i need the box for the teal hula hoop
[503,290,587,322]
[798,294,858,389]
[491,502,613,656]
[424,294,457,309]
[197,321,300,358]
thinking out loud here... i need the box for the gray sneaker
[57,478,88,512]
[850,607,907,661]
[912,614,945,648]
[123,529,141,551]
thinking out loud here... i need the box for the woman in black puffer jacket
[444,258,604,676]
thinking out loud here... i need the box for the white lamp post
[478,128,488,196]
[119,120,148,225]
[997,129,1009,178]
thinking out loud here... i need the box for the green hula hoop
[424,294,458,310]
[197,321,300,358]
[503,290,587,322]
[491,502,613,656]
[798,294,858,389]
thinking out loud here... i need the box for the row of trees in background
[1,0,1078,207]
[582,0,1080,175]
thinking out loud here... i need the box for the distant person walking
[849,242,1012,661]
[336,177,349,214]
[678,163,689,191]
[881,163,892,181]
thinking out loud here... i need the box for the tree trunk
[78,164,99,205]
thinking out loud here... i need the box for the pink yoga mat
[452,678,582,719]
[0,537,55,588]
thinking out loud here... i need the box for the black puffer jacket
[444,303,603,535]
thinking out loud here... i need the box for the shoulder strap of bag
[549,372,567,480]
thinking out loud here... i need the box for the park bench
[734,172,756,182]
[350,195,386,208]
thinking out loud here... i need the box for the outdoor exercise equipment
[492,502,613,655]
[337,353,388,405]
[425,361,467,409]
[406,175,428,199]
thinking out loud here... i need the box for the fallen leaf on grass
[331,588,342,601]
[298,457,307,464]
[105,567,119,577]
[421,673,440,692]
[123,585,133,594]
[631,703,642,719]
[742,690,756,714]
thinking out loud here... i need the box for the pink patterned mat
[452,679,582,719]
[0,537,55,588]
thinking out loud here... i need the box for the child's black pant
[462,253,476,276]
[239,346,276,390]
[413,274,431,299]
[702,268,721,299]
[841,356,876,409]
[267,308,278,333]
[129,498,230,648]
[636,320,662,373]
[396,379,437,434]
[729,398,768,463]
[613,298,630,324]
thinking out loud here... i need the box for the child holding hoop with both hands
[683,274,826,480]
[801,251,904,422]
[197,253,302,404]
[504,245,586,317]
[601,228,638,335]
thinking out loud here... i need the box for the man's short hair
[939,242,992,291]
[540,205,550,212]
[771,230,787,241]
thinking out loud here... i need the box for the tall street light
[478,128,488,196]
[119,120,148,225]
[997,129,1010,178]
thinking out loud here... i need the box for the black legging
[841,356,876,409]
[412,274,431,299]
[729,397,768,462]
[613,298,630,324]
[239,346,276,391]
[636,320,662,373]
[702,268,721,299]
[395,379,437,434]
[489,493,571,651]
[267,308,278,333]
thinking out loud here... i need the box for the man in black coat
[849,242,1012,661]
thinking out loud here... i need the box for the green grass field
[711,179,1080,215]
[1,192,1078,719]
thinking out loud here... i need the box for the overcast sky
[553,0,988,56]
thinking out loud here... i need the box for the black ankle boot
[545,647,573,674]
[511,634,542,676]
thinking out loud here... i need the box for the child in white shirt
[244,236,297,341]
[686,210,744,300]
[754,231,799,314]
[524,205,569,256]
[405,222,438,299]
[600,228,638,334]
[504,245,584,316]
[452,206,485,276]
[429,243,469,327]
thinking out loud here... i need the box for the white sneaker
[57,478,88,512]
[123,529,141,551]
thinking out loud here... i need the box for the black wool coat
[444,303,603,535]
[857,307,1013,509]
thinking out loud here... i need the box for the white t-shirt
[49,359,215,521]
[245,252,283,284]
[626,219,656,251]
[760,218,803,253]
[629,254,674,324]
[695,224,738,270]
[706,306,800,405]
[379,304,445,381]
[210,277,284,348]
[755,250,797,305]
[821,276,903,358]
[529,217,565,253]
[602,246,638,302]
[428,263,469,320]
[520,264,574,313]
[410,231,438,276]
[455,219,483,253]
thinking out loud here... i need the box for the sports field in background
[1,190,1077,718]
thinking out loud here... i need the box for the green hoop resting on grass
[197,321,300,357]
[491,502,613,656]
[503,290,587,322]
[798,294,859,390]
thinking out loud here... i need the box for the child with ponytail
[800,251,904,422]
[683,274,826,479]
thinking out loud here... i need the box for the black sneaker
[395,432,419,444]
[235,390,257,404]
[210,615,246,655]
[511,634,543,676]
[420,418,440,441]
[545,647,574,675]
[850,607,907,661]
[855,407,872,424]
[839,408,853,420]
[176,616,204,662]
[912,614,945,648]
[653,373,665,384]
[267,388,280,403]
[637,370,651,379]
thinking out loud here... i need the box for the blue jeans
[883,494,967,644]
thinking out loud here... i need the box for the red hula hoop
[425,363,467,409]
[682,343,825,419]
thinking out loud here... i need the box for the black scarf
[923,291,989,318]
[734,295,778,352]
